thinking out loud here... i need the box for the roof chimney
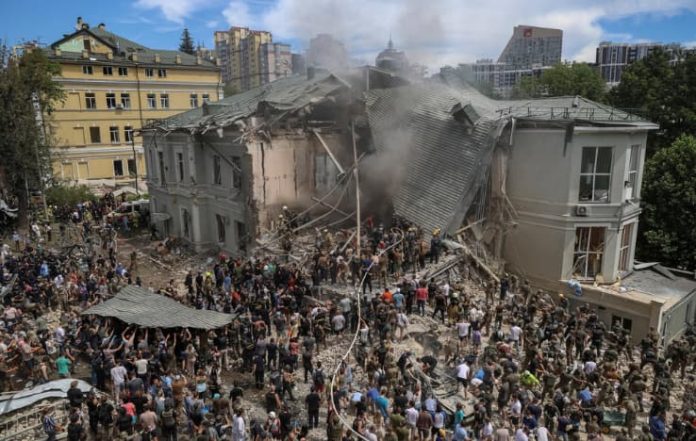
[131,53,138,62]
[54,48,62,57]
[196,56,202,65]
[76,17,83,30]
[106,51,113,60]
[154,53,161,63]
[98,23,106,31]
[175,55,181,64]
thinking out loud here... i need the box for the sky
[3,0,696,71]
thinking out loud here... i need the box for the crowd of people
[1,200,696,441]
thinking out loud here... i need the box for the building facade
[46,18,221,184]
[498,25,563,67]
[596,41,684,85]
[453,61,550,98]
[214,27,294,93]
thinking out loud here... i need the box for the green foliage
[637,135,696,270]
[0,45,64,221]
[610,49,696,151]
[511,63,606,101]
[179,28,195,55]
[45,184,97,207]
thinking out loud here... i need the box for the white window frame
[105,93,117,109]
[124,126,134,143]
[579,146,613,203]
[85,93,96,109]
[145,68,154,78]
[190,94,199,108]
[618,223,634,273]
[627,144,640,200]
[147,94,157,109]
[109,126,120,143]
[160,94,169,109]
[82,65,93,75]
[120,93,131,109]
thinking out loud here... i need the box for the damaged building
[142,67,696,344]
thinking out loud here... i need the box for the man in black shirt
[67,380,83,409]
[305,387,321,428]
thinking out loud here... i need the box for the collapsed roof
[82,285,235,329]
[150,70,350,134]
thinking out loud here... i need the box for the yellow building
[47,18,222,184]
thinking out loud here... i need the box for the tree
[511,63,606,101]
[637,134,696,270]
[0,45,64,223]
[179,28,195,55]
[610,49,696,152]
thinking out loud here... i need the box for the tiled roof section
[82,285,236,329]
[365,84,503,235]
[152,70,349,131]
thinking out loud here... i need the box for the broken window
[579,146,612,202]
[627,144,640,200]
[618,223,634,273]
[231,156,242,189]
[573,226,605,279]
[213,155,222,185]
[182,208,190,238]
[177,152,184,182]
[113,160,124,177]
[89,126,101,143]
[216,214,226,244]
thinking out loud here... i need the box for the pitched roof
[49,27,217,69]
[82,285,235,329]
[152,70,349,132]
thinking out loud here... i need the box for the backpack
[313,369,325,386]
[161,409,176,428]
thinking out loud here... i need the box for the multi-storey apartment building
[214,27,292,92]
[46,18,221,184]
[498,25,563,67]
[596,41,684,85]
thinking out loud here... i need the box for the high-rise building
[306,34,349,71]
[45,18,221,184]
[214,26,293,92]
[498,25,563,67]
[595,41,684,85]
[454,60,550,98]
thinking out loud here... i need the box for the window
[89,126,101,143]
[120,93,131,109]
[147,94,156,109]
[213,155,222,185]
[124,126,134,143]
[618,223,634,273]
[611,315,633,333]
[216,214,226,244]
[113,160,124,177]
[579,146,612,202]
[627,144,640,199]
[160,94,169,109]
[573,227,606,279]
[177,152,184,182]
[127,159,136,177]
[145,68,154,77]
[157,151,166,184]
[157,68,167,78]
[202,94,210,103]
[109,126,120,143]
[106,93,117,109]
[182,209,190,238]
[85,93,96,109]
[236,221,247,250]
[103,66,113,76]
[82,65,93,75]
[190,94,199,108]
[231,156,242,189]
[83,39,91,51]
[118,67,128,76]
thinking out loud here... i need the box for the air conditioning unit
[575,205,589,217]
[116,103,124,110]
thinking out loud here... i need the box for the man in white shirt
[509,324,523,350]
[514,427,529,441]
[456,360,471,397]
[534,426,549,441]
[232,409,246,441]
[405,403,418,440]
[331,313,346,334]
[110,361,127,399]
